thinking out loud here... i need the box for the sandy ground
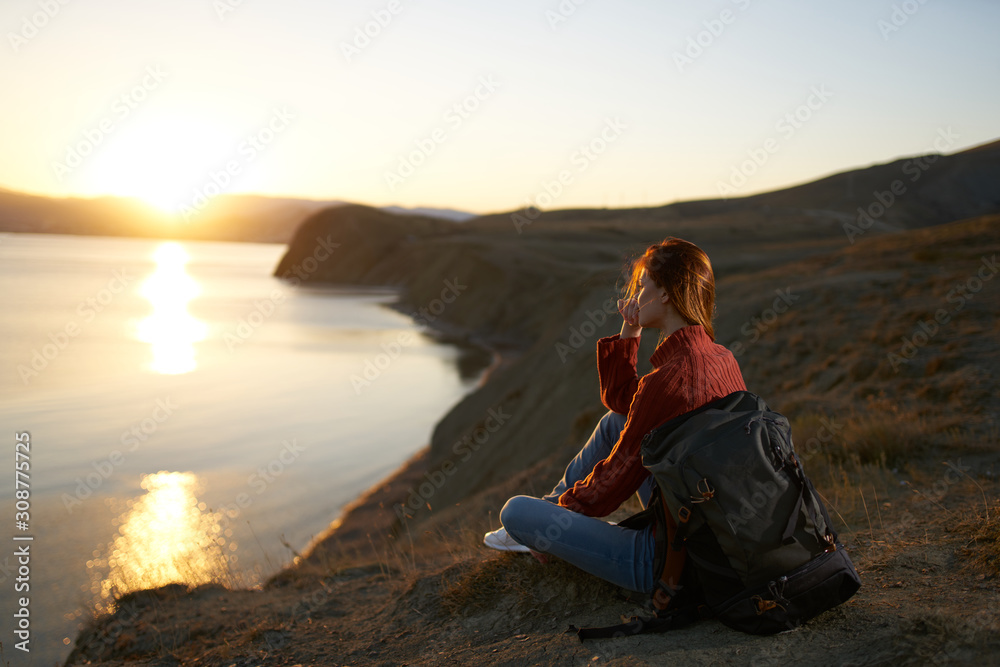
[63,471,1000,666]
[63,198,1000,665]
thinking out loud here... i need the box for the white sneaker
[483,527,531,553]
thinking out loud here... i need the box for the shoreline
[289,294,523,573]
[62,204,1000,665]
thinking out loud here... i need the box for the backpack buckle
[690,478,715,503]
[752,595,786,615]
[677,506,692,523]
[652,579,682,610]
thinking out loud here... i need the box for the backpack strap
[573,488,703,641]
[615,487,691,609]
[650,487,688,610]
[781,489,806,543]
[785,453,838,549]
[670,503,706,552]
[801,472,839,548]
[571,605,702,640]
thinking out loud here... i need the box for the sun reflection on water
[136,242,207,374]
[94,472,234,608]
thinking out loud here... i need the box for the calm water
[0,233,477,664]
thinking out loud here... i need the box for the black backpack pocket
[713,546,861,635]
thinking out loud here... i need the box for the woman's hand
[617,297,642,338]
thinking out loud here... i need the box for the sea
[0,232,480,665]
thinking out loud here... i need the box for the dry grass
[789,392,969,469]
[839,396,930,463]
[439,554,522,614]
[957,502,1000,579]
[439,551,622,617]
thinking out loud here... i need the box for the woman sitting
[484,237,746,596]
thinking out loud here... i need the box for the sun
[83,110,235,214]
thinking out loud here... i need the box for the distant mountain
[274,139,1000,531]
[741,139,1000,231]
[276,136,1000,345]
[2,138,996,244]
[460,139,1000,241]
[0,190,477,243]
[381,206,478,222]
[957,137,1000,154]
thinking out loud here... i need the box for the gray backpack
[575,391,861,639]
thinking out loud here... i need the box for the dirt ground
[62,206,1000,666]
[62,453,1000,666]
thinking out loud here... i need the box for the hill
[65,143,1000,665]
[269,141,1000,523]
[0,189,476,243]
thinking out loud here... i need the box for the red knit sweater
[558,324,747,517]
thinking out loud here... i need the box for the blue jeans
[499,411,657,593]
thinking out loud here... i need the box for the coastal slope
[271,141,1000,561]
[65,143,1000,665]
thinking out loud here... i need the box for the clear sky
[2,0,998,215]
